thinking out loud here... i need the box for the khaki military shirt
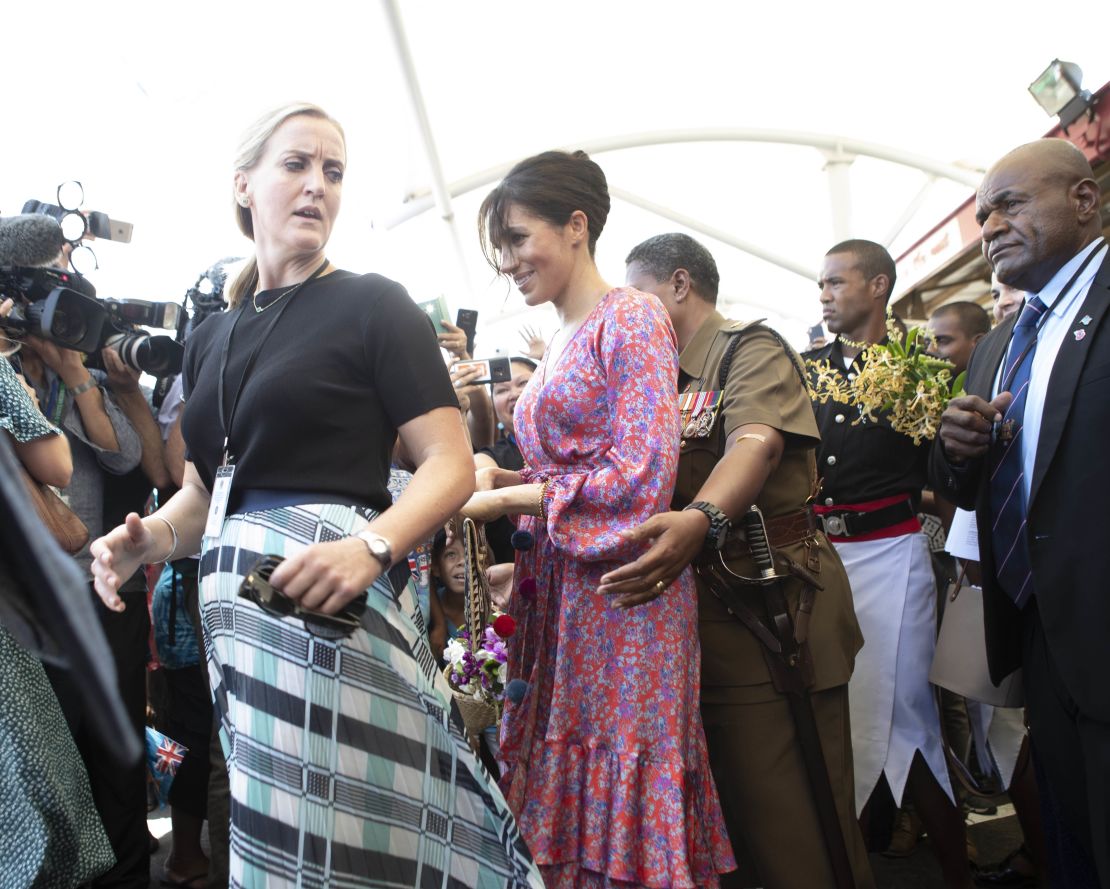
[674,311,863,703]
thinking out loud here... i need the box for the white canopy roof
[4,0,1106,349]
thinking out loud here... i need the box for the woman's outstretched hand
[90,513,156,612]
[458,490,507,524]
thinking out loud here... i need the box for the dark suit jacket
[931,251,1110,722]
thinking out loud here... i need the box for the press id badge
[204,465,236,540]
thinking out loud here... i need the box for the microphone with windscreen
[0,214,67,267]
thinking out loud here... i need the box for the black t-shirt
[476,434,524,473]
[182,270,458,512]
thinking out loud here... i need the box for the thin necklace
[253,259,329,313]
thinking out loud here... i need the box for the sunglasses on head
[238,555,365,640]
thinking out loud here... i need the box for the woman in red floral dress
[461,150,735,888]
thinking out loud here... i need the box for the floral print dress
[503,288,735,888]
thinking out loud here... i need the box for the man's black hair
[626,232,720,304]
[930,300,991,338]
[826,239,897,303]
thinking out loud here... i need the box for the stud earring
[238,196,250,207]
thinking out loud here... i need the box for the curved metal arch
[379,128,984,229]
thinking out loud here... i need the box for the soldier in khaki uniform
[601,233,873,889]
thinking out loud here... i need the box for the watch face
[361,533,391,565]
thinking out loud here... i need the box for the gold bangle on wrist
[538,479,553,521]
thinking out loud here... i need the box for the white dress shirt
[994,238,1107,502]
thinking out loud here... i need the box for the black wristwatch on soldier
[683,501,731,550]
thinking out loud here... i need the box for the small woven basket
[445,518,499,749]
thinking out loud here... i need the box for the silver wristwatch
[356,530,393,570]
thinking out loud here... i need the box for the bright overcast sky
[3,0,1107,350]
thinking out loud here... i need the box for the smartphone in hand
[415,295,452,335]
[454,356,510,385]
[456,308,478,355]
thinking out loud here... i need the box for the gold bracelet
[538,479,553,521]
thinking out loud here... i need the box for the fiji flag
[145,726,189,805]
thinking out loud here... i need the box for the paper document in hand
[944,508,980,561]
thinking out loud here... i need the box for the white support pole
[823,147,855,242]
[611,186,818,283]
[380,127,984,229]
[883,175,937,248]
[380,0,476,298]
[380,0,454,222]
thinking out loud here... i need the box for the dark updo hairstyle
[478,149,611,271]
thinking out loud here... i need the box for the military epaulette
[722,318,766,335]
[720,318,810,393]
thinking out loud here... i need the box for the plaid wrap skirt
[199,503,540,889]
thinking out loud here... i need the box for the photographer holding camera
[1,300,116,887]
[15,276,152,888]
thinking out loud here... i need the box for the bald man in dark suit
[933,138,1109,887]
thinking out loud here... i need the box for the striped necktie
[988,295,1048,608]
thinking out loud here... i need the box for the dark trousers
[702,685,875,889]
[180,564,230,888]
[47,584,150,889]
[1023,598,1109,888]
[162,664,212,819]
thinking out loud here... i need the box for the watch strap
[69,375,99,397]
[683,500,731,550]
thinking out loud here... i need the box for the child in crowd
[427,529,467,661]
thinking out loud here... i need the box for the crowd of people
[1,101,1107,889]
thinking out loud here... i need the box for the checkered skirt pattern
[199,503,540,889]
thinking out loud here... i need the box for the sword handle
[741,505,776,580]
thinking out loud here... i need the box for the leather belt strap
[696,546,854,889]
[723,506,817,560]
[815,497,915,538]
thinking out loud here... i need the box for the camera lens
[51,305,89,344]
[103,332,183,376]
[25,300,88,347]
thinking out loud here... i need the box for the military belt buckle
[822,514,847,536]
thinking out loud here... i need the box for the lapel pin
[1074,329,1087,341]
[1081,315,1092,325]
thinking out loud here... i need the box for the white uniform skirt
[967,702,1027,790]
[834,531,955,811]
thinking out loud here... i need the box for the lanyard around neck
[999,239,1104,393]
[215,259,328,463]
[45,377,66,425]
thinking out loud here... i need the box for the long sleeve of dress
[521,291,681,563]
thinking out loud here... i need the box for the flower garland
[443,613,516,710]
[806,314,966,446]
